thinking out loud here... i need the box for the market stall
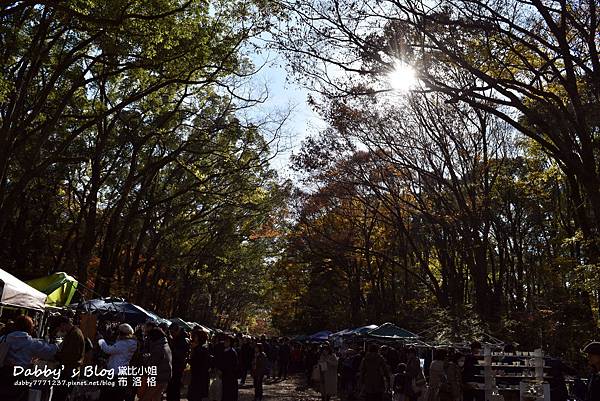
[331,324,379,347]
[365,322,418,340]
[0,268,47,312]
[27,272,78,307]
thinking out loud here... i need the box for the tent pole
[37,309,47,338]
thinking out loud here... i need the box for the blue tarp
[74,298,159,325]
[146,310,170,325]
[169,318,193,331]
[308,330,332,341]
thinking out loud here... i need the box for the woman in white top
[98,323,138,371]
[97,323,138,401]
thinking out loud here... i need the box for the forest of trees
[1,0,599,355]
[269,0,600,359]
[0,0,288,329]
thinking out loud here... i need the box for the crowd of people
[326,341,600,401]
[0,314,599,401]
[0,313,307,401]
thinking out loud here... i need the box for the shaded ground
[238,375,323,401]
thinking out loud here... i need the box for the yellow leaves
[249,225,281,239]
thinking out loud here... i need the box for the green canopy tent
[366,322,418,339]
[27,272,78,307]
[362,323,433,349]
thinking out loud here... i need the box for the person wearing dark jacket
[547,357,576,401]
[278,338,291,380]
[53,316,86,401]
[306,345,319,386]
[166,323,190,401]
[220,335,240,401]
[266,339,279,379]
[239,337,254,385]
[393,363,410,401]
[139,328,172,401]
[583,341,600,401]
[447,353,465,401]
[252,343,268,401]
[386,347,400,376]
[142,321,159,353]
[188,330,213,401]
[360,344,390,401]
[462,342,482,401]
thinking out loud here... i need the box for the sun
[387,61,417,92]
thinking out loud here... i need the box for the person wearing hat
[98,323,138,401]
[583,341,600,401]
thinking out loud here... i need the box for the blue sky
[247,51,327,179]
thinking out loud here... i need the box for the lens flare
[388,62,417,92]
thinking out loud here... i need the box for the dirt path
[238,375,323,401]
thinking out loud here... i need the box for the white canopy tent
[0,268,47,311]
